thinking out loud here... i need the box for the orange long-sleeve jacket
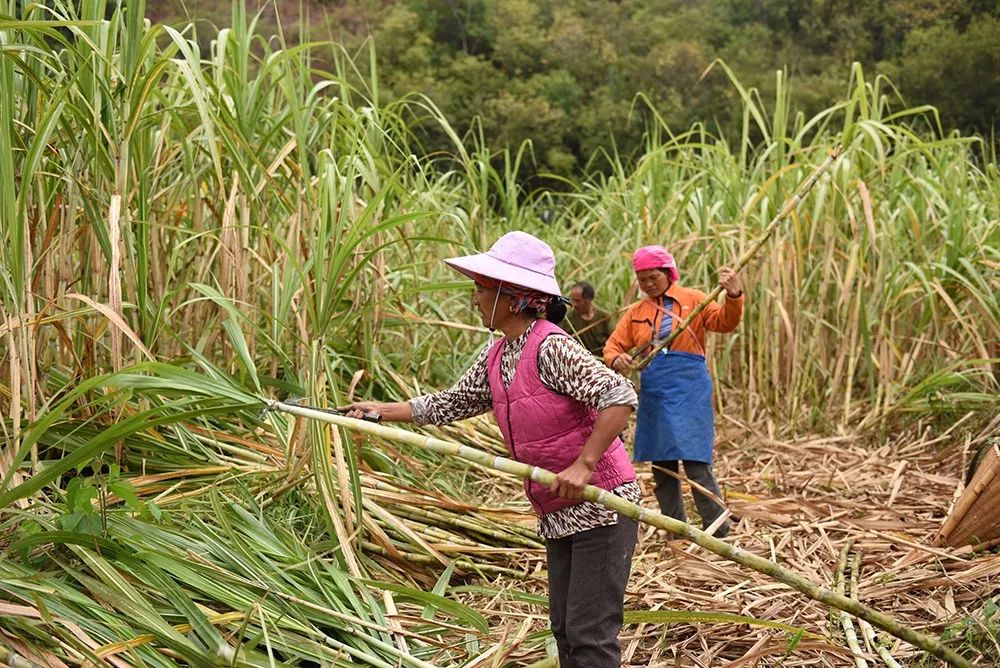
[603,283,745,365]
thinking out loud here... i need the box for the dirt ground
[475,411,1000,667]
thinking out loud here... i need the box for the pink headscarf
[632,245,680,283]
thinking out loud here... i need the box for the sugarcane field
[2,1,1000,666]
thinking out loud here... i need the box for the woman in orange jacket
[604,245,744,537]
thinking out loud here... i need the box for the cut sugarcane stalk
[269,400,972,668]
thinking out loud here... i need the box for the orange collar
[642,283,682,312]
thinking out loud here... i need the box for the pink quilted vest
[487,319,636,516]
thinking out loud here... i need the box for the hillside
[152,0,1000,181]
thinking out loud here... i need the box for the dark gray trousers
[545,515,638,668]
[652,460,729,535]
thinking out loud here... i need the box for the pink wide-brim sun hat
[444,231,562,297]
[633,245,680,283]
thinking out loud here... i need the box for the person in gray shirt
[566,281,614,357]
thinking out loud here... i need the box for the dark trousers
[545,515,638,668]
[652,460,729,535]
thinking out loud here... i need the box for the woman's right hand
[337,401,413,423]
[339,402,383,420]
[611,353,633,372]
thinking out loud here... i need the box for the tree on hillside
[898,14,1000,137]
[153,0,1000,181]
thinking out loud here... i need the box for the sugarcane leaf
[422,562,457,623]
[363,578,488,634]
[0,396,246,508]
[138,564,228,654]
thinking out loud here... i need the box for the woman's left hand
[718,267,742,297]
[550,459,595,500]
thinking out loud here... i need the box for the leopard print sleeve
[409,347,493,425]
[537,334,638,411]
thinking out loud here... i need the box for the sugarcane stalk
[0,646,40,668]
[851,553,903,668]
[383,590,409,655]
[627,145,842,374]
[365,476,534,534]
[401,521,519,551]
[360,541,535,579]
[858,621,904,668]
[268,400,972,668]
[372,514,493,551]
[388,501,542,548]
[402,520,482,548]
[836,544,870,668]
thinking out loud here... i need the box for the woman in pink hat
[344,231,640,667]
[604,245,744,537]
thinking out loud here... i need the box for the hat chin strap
[487,281,503,342]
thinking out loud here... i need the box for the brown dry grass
[464,411,1000,667]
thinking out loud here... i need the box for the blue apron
[633,349,715,463]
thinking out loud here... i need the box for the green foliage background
[151,0,1000,181]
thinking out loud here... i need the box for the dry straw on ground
[459,410,1000,667]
